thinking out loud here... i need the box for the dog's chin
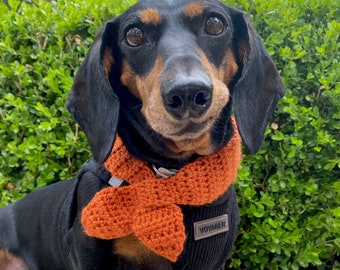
[165,131,216,159]
[149,118,217,159]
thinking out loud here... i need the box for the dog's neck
[82,119,242,262]
[116,119,234,170]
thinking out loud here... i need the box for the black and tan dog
[0,0,285,269]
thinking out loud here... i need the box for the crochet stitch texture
[81,119,242,262]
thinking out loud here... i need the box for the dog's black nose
[162,75,212,119]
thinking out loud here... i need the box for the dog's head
[67,0,285,165]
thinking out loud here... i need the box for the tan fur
[166,132,214,157]
[113,234,157,264]
[220,50,239,86]
[185,2,206,18]
[102,48,114,78]
[237,39,248,64]
[0,250,28,270]
[139,8,162,25]
[121,58,168,133]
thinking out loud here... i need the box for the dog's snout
[162,75,213,119]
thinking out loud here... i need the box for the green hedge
[0,0,339,269]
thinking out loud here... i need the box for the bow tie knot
[82,185,186,261]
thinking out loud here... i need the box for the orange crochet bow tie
[81,119,241,262]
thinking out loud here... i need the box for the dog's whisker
[127,103,142,113]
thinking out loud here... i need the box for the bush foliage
[0,0,339,269]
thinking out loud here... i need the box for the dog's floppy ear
[230,9,285,154]
[67,18,121,164]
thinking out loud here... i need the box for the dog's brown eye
[205,16,224,36]
[126,27,145,47]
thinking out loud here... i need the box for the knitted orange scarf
[81,119,241,262]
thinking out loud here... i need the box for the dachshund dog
[0,0,285,269]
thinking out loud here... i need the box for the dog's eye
[205,16,224,36]
[126,27,145,47]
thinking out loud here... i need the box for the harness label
[194,214,229,241]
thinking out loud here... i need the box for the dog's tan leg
[0,250,28,270]
[114,234,173,269]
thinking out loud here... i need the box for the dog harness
[81,119,241,262]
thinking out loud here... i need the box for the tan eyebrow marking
[139,8,162,25]
[185,2,206,18]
